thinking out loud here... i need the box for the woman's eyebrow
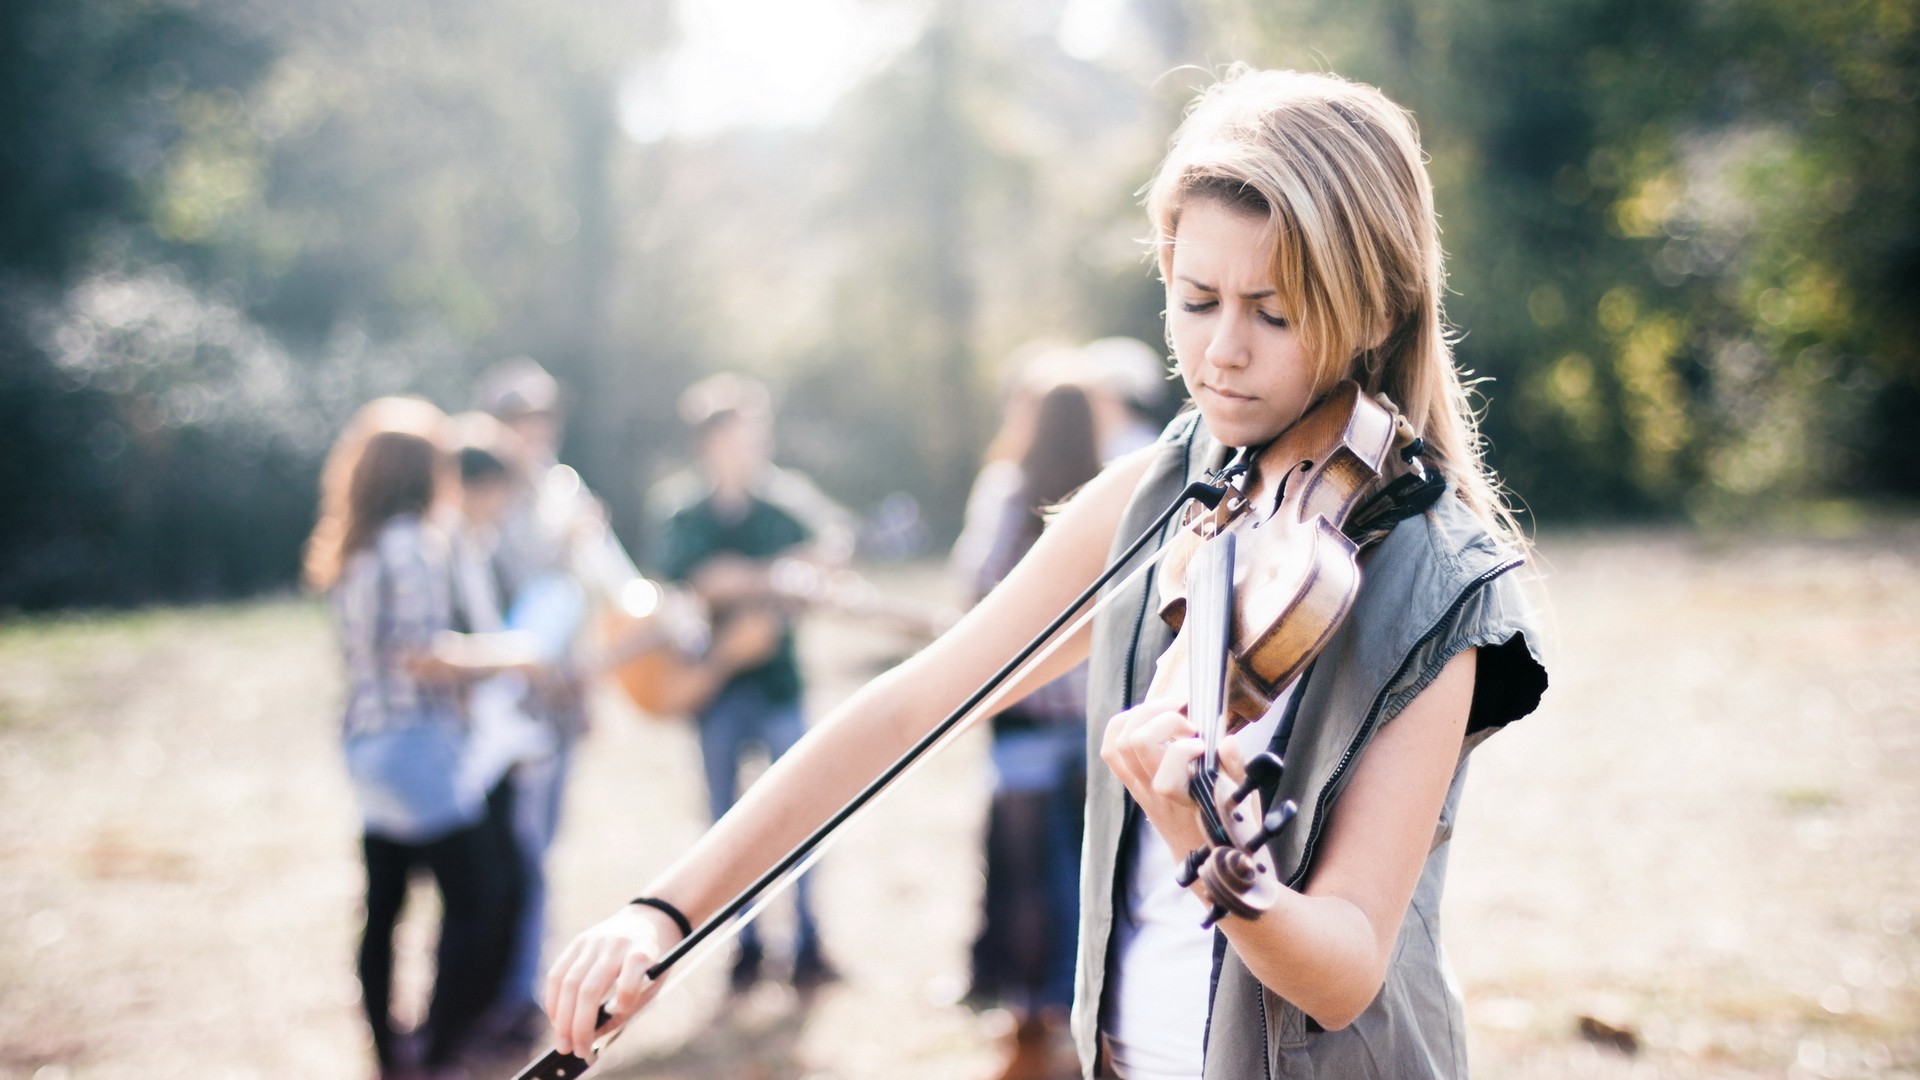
[1178,275,1276,301]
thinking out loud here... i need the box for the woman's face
[461,477,512,528]
[1165,198,1315,448]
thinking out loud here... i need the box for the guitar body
[597,579,731,719]
[603,628,712,717]
[597,565,952,720]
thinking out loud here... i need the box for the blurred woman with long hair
[307,397,541,1078]
[951,378,1106,1078]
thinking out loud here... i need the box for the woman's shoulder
[368,514,455,577]
[373,513,430,552]
[330,515,435,594]
[1378,490,1525,590]
[1371,491,1547,735]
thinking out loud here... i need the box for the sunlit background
[5,0,1915,606]
[2,1,1917,1079]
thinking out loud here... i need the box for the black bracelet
[628,896,693,941]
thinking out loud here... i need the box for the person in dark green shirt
[653,373,853,995]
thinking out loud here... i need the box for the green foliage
[1,0,1914,607]
[1212,0,1919,523]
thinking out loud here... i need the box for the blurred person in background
[651,372,855,995]
[304,397,548,1079]
[1079,336,1173,463]
[950,378,1104,1080]
[473,358,640,1043]
[980,340,1084,470]
[544,68,1546,1080]
[445,415,562,1059]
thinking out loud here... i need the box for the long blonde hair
[302,397,448,591]
[1146,67,1521,544]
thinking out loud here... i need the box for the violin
[1142,379,1429,926]
[510,380,1434,1078]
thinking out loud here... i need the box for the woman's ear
[1352,316,1408,386]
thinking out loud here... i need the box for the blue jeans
[972,726,1084,1011]
[698,681,819,959]
[496,739,572,1010]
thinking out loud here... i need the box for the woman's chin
[1198,408,1282,449]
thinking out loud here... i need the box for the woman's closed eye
[1179,297,1289,328]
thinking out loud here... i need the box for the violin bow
[509,475,1239,1079]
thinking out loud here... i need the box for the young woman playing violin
[543,67,1547,1080]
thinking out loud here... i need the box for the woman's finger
[1101,697,1184,754]
[568,951,626,1057]
[548,945,596,1056]
[1149,733,1205,802]
[1115,709,1198,776]
[610,952,657,1015]
[1216,739,1247,784]
[544,937,587,1025]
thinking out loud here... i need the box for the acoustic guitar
[597,557,954,719]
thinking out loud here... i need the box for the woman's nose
[1205,314,1251,369]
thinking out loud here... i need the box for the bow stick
[511,472,1240,1079]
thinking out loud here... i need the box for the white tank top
[1106,681,1297,1080]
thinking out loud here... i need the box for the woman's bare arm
[405,628,546,682]
[1103,647,1474,1030]
[546,447,1156,1055]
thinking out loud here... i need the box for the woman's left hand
[1100,697,1215,861]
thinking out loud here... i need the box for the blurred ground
[0,529,1916,1080]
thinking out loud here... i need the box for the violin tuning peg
[1229,752,1286,807]
[1250,799,1299,849]
[1174,847,1208,888]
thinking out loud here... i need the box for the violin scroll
[1173,750,1299,927]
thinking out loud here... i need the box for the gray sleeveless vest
[1074,414,1548,1080]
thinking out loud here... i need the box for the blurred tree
[1211,0,1919,522]
[0,0,299,607]
[3,0,1914,609]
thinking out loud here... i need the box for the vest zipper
[1256,979,1274,1080]
[1284,556,1523,889]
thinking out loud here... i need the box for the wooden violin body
[1146,380,1418,925]
[1155,380,1406,732]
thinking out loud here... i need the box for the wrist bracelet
[629,896,693,941]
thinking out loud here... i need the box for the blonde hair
[1146,67,1521,544]
[302,397,448,591]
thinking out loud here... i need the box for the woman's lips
[1203,383,1256,403]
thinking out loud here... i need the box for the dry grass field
[0,528,1915,1080]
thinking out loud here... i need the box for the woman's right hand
[544,903,679,1058]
